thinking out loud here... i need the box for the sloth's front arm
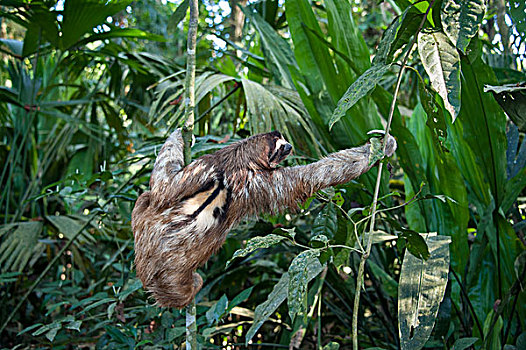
[267,135,397,211]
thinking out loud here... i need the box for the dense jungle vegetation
[0,0,525,349]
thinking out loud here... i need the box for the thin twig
[351,2,434,349]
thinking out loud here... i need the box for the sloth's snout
[283,143,292,155]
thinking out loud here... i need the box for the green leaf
[245,272,289,344]
[227,287,254,312]
[509,1,526,41]
[451,337,479,350]
[417,78,448,151]
[226,234,286,267]
[329,64,391,129]
[323,342,340,350]
[398,234,451,350]
[242,7,296,88]
[373,6,425,65]
[484,83,526,132]
[441,0,486,53]
[418,31,461,121]
[206,294,229,325]
[312,203,338,240]
[166,327,186,342]
[482,311,503,350]
[61,0,132,50]
[46,215,95,244]
[398,229,430,260]
[287,250,324,323]
[167,0,189,33]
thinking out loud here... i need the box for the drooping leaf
[287,250,324,323]
[484,83,526,132]
[329,64,391,129]
[418,31,461,121]
[226,234,286,267]
[206,294,229,325]
[398,234,451,350]
[245,272,289,344]
[441,0,486,53]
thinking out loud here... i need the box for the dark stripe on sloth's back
[189,172,226,218]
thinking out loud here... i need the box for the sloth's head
[221,131,292,170]
[265,131,293,168]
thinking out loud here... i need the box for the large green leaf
[287,250,324,323]
[311,203,338,240]
[441,0,486,53]
[398,234,451,350]
[325,0,370,74]
[373,6,425,65]
[242,7,296,88]
[245,272,289,345]
[418,31,461,121]
[61,0,132,50]
[329,64,391,129]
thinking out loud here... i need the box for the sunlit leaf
[398,234,451,350]
[418,31,461,121]
[441,0,485,53]
[287,250,323,323]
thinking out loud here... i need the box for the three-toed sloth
[132,130,396,308]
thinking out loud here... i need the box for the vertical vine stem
[351,2,434,349]
[182,0,199,348]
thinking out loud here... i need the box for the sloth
[132,130,396,308]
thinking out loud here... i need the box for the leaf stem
[351,2,434,349]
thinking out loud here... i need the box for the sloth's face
[267,131,292,168]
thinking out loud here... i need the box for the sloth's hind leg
[151,269,203,309]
